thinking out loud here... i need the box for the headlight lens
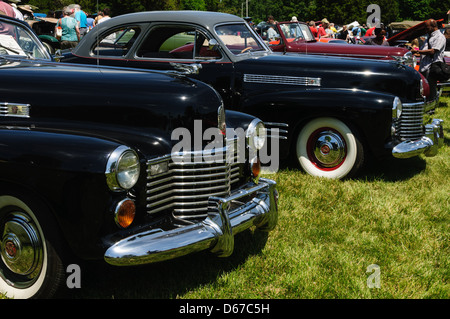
[392,97,402,119]
[246,119,266,150]
[106,146,140,191]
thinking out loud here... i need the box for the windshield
[279,22,316,42]
[0,19,49,59]
[215,23,267,56]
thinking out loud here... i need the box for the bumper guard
[392,119,444,159]
[104,178,278,266]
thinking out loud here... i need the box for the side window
[136,25,221,60]
[92,26,141,57]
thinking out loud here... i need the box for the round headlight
[392,97,402,119]
[246,119,266,150]
[106,146,141,191]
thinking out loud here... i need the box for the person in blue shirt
[74,4,88,38]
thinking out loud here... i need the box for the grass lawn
[2,98,449,300]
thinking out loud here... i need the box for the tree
[181,0,207,11]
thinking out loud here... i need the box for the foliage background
[25,0,450,25]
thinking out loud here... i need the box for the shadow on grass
[356,156,428,182]
[66,229,269,299]
[278,154,428,182]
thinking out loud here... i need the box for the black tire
[295,117,364,179]
[0,191,65,299]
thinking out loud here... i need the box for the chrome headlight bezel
[106,146,141,192]
[246,119,266,150]
[392,96,402,119]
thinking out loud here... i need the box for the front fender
[0,128,127,259]
[241,88,396,157]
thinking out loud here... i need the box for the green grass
[2,99,449,300]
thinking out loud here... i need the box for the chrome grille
[396,102,424,140]
[146,144,242,223]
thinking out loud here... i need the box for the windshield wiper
[0,43,21,55]
[0,43,34,59]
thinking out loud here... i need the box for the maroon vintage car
[257,21,416,67]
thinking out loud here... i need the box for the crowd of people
[0,1,112,49]
[53,5,112,49]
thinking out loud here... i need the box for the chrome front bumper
[392,119,444,159]
[104,178,278,266]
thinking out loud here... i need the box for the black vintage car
[63,11,445,179]
[0,16,278,298]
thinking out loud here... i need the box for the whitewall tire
[296,117,364,179]
[0,194,64,299]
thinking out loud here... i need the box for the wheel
[296,117,364,179]
[0,193,65,299]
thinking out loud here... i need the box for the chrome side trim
[0,102,30,118]
[104,178,278,266]
[244,74,321,87]
[264,122,289,140]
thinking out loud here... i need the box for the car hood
[0,59,224,154]
[237,53,422,101]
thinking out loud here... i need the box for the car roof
[99,10,244,29]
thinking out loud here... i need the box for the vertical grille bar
[396,102,424,140]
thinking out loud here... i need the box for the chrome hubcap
[308,129,347,169]
[1,212,43,288]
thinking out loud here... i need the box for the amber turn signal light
[114,199,136,229]
[250,157,261,182]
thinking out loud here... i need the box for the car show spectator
[309,20,317,37]
[317,18,330,38]
[337,25,349,41]
[55,7,80,49]
[413,19,447,100]
[0,0,15,18]
[97,7,111,24]
[364,28,390,46]
[6,1,23,20]
[74,4,88,37]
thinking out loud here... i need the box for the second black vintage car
[0,16,278,298]
[63,11,445,179]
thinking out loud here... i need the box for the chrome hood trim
[244,74,321,87]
